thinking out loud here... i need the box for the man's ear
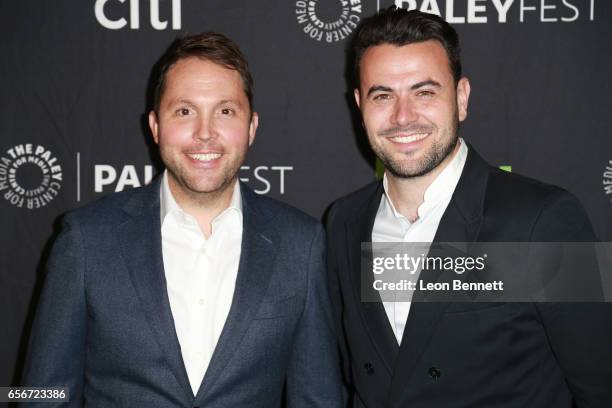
[456,77,471,122]
[354,88,361,109]
[248,111,259,146]
[148,111,160,144]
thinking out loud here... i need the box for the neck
[386,141,460,221]
[168,176,237,238]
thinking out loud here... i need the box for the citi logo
[95,0,181,30]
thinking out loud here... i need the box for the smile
[187,153,222,162]
[388,132,430,144]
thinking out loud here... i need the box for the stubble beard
[160,146,245,205]
[372,111,460,179]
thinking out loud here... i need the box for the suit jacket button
[364,362,374,375]
[428,367,441,380]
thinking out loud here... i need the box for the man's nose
[391,96,419,126]
[193,115,215,142]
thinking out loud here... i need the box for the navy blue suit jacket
[22,179,343,407]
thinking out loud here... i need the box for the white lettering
[561,0,579,22]
[150,0,167,30]
[95,0,128,30]
[541,0,558,22]
[115,165,141,191]
[254,166,271,194]
[239,165,250,183]
[95,0,181,30]
[271,166,293,194]
[420,0,441,16]
[468,0,487,23]
[446,0,466,23]
[492,0,514,23]
[94,165,117,192]
[373,257,385,274]
[172,0,181,29]
[144,164,153,185]
[130,0,139,29]
[520,0,537,22]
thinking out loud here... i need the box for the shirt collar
[382,137,468,222]
[160,170,243,227]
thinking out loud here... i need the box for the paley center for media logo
[380,0,595,23]
[296,0,362,43]
[0,144,63,210]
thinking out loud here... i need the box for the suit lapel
[346,182,400,374]
[195,184,278,401]
[411,201,484,299]
[116,179,193,400]
[389,146,489,404]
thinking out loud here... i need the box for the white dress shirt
[159,171,243,394]
[372,139,468,344]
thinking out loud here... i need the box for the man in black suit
[327,7,612,407]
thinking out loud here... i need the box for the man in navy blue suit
[22,32,342,407]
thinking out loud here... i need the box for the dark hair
[353,7,462,86]
[152,32,253,112]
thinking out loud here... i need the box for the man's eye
[220,107,234,115]
[176,108,191,116]
[373,94,391,101]
[417,90,434,97]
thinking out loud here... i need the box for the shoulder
[487,167,565,204]
[243,191,327,265]
[242,187,322,235]
[485,166,577,214]
[326,181,381,225]
[62,182,157,228]
[483,167,596,241]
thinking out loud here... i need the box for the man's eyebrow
[411,79,442,90]
[366,80,442,97]
[218,99,241,106]
[216,99,246,110]
[166,98,196,107]
[366,85,393,97]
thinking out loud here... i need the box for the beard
[160,144,246,204]
[371,110,459,179]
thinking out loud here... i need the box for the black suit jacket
[326,146,612,407]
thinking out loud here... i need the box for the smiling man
[326,7,612,408]
[21,33,342,407]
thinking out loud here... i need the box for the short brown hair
[152,32,253,112]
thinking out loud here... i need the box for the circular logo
[604,159,612,204]
[0,143,63,209]
[295,0,362,43]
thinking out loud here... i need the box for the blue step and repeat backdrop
[1,0,611,388]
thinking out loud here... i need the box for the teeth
[390,133,429,143]
[189,153,222,162]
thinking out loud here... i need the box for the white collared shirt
[159,171,243,394]
[372,139,468,344]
